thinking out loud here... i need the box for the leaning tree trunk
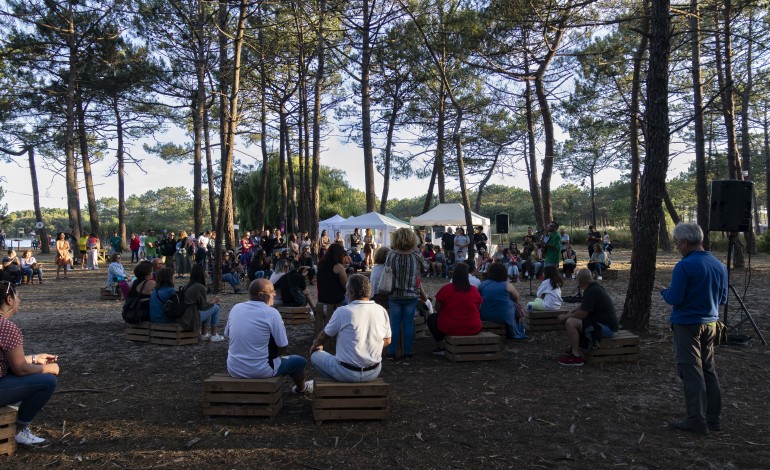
[621,0,672,332]
[662,187,680,225]
[27,148,49,254]
[361,0,376,213]
[76,91,100,237]
[380,97,400,214]
[203,107,217,231]
[629,0,649,245]
[65,7,81,239]
[309,0,326,250]
[658,205,671,252]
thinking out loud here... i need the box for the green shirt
[144,235,158,256]
[544,232,562,264]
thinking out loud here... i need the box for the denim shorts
[274,355,307,378]
[597,322,616,338]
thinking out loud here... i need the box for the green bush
[758,233,770,254]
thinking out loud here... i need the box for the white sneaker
[597,276,603,280]
[199,334,210,341]
[16,427,45,445]
[572,274,576,279]
[209,334,225,343]
[291,380,314,395]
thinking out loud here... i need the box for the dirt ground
[4,248,770,469]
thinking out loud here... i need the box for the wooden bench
[313,379,389,425]
[444,332,502,362]
[125,321,151,342]
[587,330,640,364]
[203,373,283,418]
[481,321,506,343]
[526,309,569,332]
[0,406,16,456]
[150,323,199,346]
[277,306,313,325]
[100,288,122,301]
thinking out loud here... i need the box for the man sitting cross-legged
[557,268,619,366]
[225,279,313,394]
[309,274,391,382]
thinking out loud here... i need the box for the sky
[1,127,684,215]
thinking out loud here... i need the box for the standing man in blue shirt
[658,222,727,434]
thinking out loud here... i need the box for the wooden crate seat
[277,306,313,325]
[149,323,198,346]
[125,321,151,342]
[413,316,427,338]
[587,330,640,364]
[203,373,283,418]
[444,332,502,362]
[313,379,389,424]
[0,406,16,456]
[481,321,506,343]
[526,309,569,332]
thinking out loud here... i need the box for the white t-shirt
[225,301,289,379]
[369,264,385,297]
[560,233,569,247]
[139,235,146,247]
[468,274,481,288]
[269,271,284,285]
[323,300,391,367]
[536,281,563,310]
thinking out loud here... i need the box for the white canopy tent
[318,214,348,240]
[410,203,491,248]
[336,211,411,249]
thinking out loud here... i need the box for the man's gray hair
[346,274,370,301]
[672,222,703,245]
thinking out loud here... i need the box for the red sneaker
[558,355,584,367]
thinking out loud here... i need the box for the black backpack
[163,287,187,319]
[122,296,144,324]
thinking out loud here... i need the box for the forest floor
[4,248,770,469]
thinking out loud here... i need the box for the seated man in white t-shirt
[309,274,391,382]
[225,279,313,394]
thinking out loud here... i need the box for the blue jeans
[590,262,608,276]
[388,297,418,356]
[275,355,307,381]
[506,263,519,278]
[311,350,381,382]
[199,304,220,327]
[222,272,240,288]
[0,373,57,424]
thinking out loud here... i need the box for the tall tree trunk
[380,97,399,214]
[764,105,770,228]
[213,0,247,292]
[285,122,298,233]
[739,13,756,252]
[27,148,49,254]
[76,89,99,237]
[203,107,217,230]
[361,0,376,212]
[689,0,710,249]
[279,106,288,235]
[310,0,326,253]
[621,0,671,332]
[114,98,126,250]
[436,84,447,203]
[525,78,544,229]
[589,171,596,227]
[192,0,206,235]
[629,0,649,244]
[662,187,680,225]
[256,8,269,232]
[65,0,81,239]
[658,204,671,251]
[422,163,437,214]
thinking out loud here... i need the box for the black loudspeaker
[495,214,509,234]
[709,180,753,232]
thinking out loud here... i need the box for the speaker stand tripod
[724,233,766,345]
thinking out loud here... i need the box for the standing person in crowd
[363,228,376,270]
[349,228,362,252]
[240,232,253,266]
[109,231,122,256]
[185,264,224,341]
[369,247,391,310]
[129,233,141,263]
[309,274,391,382]
[473,226,488,256]
[67,230,78,268]
[225,279,313,394]
[562,243,577,279]
[174,231,192,278]
[54,232,72,279]
[428,263,483,355]
[316,243,348,307]
[319,230,331,258]
[0,281,60,445]
[603,231,614,253]
[559,227,570,254]
[454,227,470,263]
[587,243,609,280]
[658,223,727,434]
[78,232,89,269]
[138,231,147,260]
[86,233,100,270]
[385,227,429,360]
[586,225,602,258]
[20,250,43,284]
[479,262,526,339]
[527,266,564,311]
[542,221,562,270]
[144,230,158,259]
[557,269,618,366]
[334,231,345,247]
[300,231,311,252]
[162,232,177,268]
[441,227,455,255]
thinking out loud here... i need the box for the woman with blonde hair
[54,232,72,279]
[363,228,376,270]
[385,227,429,360]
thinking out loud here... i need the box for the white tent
[318,214,347,240]
[337,212,411,249]
[410,203,491,248]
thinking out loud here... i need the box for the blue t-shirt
[149,286,176,323]
[661,250,727,325]
[478,280,516,322]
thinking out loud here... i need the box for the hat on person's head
[351,246,359,252]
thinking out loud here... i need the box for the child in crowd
[527,266,563,311]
